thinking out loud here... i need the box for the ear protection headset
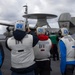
[58,28,69,37]
[36,27,45,35]
[14,20,25,31]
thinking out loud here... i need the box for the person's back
[34,27,52,75]
[8,34,35,68]
[34,34,52,60]
[58,28,75,75]
[6,20,38,75]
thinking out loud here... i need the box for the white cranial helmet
[14,20,25,31]
[37,27,45,35]
[60,28,69,36]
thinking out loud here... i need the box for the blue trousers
[0,70,2,75]
[11,70,35,75]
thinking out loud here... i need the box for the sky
[0,0,75,34]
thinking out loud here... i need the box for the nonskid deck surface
[1,42,75,75]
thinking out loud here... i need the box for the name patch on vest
[72,46,75,48]
[41,49,45,51]
[18,50,24,52]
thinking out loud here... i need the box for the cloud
[0,0,75,20]
[0,0,75,34]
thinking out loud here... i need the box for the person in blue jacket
[58,28,75,75]
[0,43,4,68]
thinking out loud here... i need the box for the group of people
[0,20,75,75]
[5,20,52,75]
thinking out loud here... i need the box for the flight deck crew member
[58,28,75,75]
[0,43,4,68]
[6,20,38,75]
[34,27,52,75]
[49,32,59,61]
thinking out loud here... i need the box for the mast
[23,4,28,26]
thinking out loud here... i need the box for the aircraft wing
[0,22,14,26]
[0,21,14,37]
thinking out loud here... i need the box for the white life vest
[7,34,35,68]
[61,35,75,61]
[34,39,52,61]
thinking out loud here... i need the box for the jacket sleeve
[28,31,39,47]
[59,40,66,74]
[0,43,4,68]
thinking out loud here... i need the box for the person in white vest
[34,27,52,75]
[58,28,75,75]
[6,20,38,75]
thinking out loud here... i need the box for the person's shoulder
[26,34,33,39]
[47,38,52,42]
[7,36,14,41]
[27,33,33,36]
